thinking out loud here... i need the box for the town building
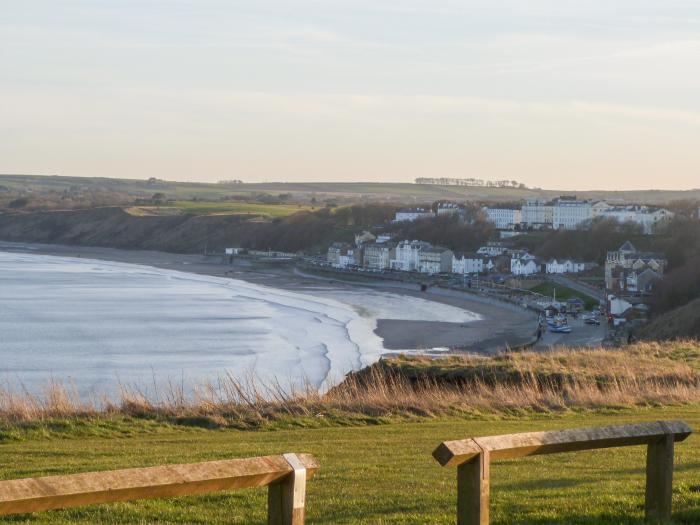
[511,257,541,276]
[510,253,541,276]
[391,240,431,271]
[393,208,434,223]
[552,196,593,230]
[452,253,484,274]
[418,247,454,274]
[476,241,509,256]
[592,203,673,234]
[521,199,554,230]
[482,206,522,230]
[605,241,667,293]
[362,243,396,270]
[545,259,588,274]
[436,202,471,222]
[326,242,360,268]
[354,231,376,246]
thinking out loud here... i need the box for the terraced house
[362,242,396,270]
[418,247,453,274]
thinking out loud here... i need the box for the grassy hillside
[164,200,315,217]
[1,341,700,522]
[0,409,698,523]
[641,298,700,341]
[3,174,700,204]
[0,205,395,254]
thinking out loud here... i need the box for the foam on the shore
[0,252,393,395]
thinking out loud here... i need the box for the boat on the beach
[550,324,572,334]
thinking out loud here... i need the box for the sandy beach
[0,241,538,354]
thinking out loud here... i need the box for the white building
[592,203,673,234]
[327,242,358,268]
[520,199,554,229]
[477,242,509,256]
[394,208,434,223]
[354,231,376,246]
[545,259,587,274]
[511,256,541,276]
[391,240,431,271]
[483,206,522,230]
[452,253,484,274]
[363,243,396,270]
[553,197,593,230]
[436,202,464,216]
[419,247,454,274]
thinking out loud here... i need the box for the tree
[151,193,167,205]
[8,197,29,209]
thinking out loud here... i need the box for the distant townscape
[312,195,684,340]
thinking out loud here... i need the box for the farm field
[165,200,315,217]
[1,406,699,524]
[4,174,700,205]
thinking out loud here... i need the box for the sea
[0,251,479,397]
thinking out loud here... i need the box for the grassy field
[530,282,599,310]
[165,200,315,217]
[0,408,699,524]
[3,174,700,204]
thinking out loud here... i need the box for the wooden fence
[0,452,319,525]
[433,420,692,525]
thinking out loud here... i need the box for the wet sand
[0,242,537,355]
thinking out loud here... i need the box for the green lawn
[167,201,314,217]
[1,407,699,523]
[530,282,599,310]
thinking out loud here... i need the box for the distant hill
[2,174,699,205]
[640,297,700,341]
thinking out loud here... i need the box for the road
[548,274,605,302]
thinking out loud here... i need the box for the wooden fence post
[268,453,307,525]
[645,433,674,523]
[457,446,490,525]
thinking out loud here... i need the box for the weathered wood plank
[457,447,490,525]
[645,433,674,522]
[0,453,319,516]
[268,453,307,525]
[433,421,691,466]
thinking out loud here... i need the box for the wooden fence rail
[433,420,692,525]
[0,452,319,525]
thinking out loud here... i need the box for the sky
[2,1,700,190]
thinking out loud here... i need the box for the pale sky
[2,1,700,190]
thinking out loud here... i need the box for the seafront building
[418,247,453,274]
[362,242,396,270]
[326,242,360,268]
[452,253,485,274]
[509,250,540,276]
[391,240,431,271]
[545,259,590,274]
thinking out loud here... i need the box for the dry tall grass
[2,341,700,427]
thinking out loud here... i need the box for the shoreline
[0,241,538,354]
